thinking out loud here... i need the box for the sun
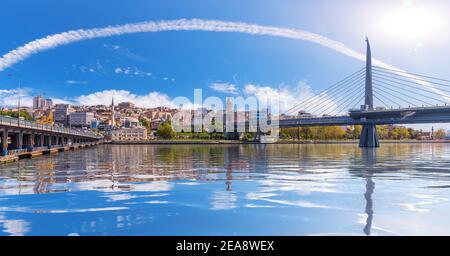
[381,4,443,40]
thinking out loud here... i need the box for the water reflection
[361,149,376,235]
[1,144,450,235]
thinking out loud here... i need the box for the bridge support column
[359,125,379,148]
[1,129,8,156]
[18,131,24,149]
[29,133,35,150]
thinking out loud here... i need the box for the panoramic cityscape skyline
[2,0,450,134]
[3,0,450,240]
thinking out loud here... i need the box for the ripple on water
[0,143,450,235]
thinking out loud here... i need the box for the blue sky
[1,0,450,129]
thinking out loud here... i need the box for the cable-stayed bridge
[270,39,450,147]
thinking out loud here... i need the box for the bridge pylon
[359,38,380,148]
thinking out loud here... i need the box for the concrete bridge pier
[22,133,34,150]
[34,134,42,147]
[8,132,21,150]
[1,128,8,156]
[43,135,50,148]
[359,125,380,148]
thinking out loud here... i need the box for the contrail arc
[0,18,447,100]
[0,18,368,70]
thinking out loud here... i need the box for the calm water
[1,143,450,236]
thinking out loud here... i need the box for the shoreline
[107,139,450,145]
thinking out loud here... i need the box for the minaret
[111,98,115,127]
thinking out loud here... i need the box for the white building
[69,112,94,128]
[33,95,45,110]
[124,117,139,128]
[54,104,74,125]
[33,95,53,110]
[45,98,53,109]
[111,127,148,141]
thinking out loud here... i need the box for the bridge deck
[0,115,101,139]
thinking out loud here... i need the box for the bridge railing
[0,115,102,139]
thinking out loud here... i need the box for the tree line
[280,125,447,140]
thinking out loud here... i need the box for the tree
[389,126,410,140]
[345,125,361,139]
[0,110,33,121]
[435,128,447,139]
[156,121,175,139]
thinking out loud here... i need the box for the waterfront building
[69,112,95,128]
[124,117,139,128]
[110,127,148,141]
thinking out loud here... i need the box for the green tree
[139,118,151,130]
[156,121,175,139]
[435,128,447,139]
[0,110,33,121]
[389,126,410,140]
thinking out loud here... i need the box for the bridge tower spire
[359,38,380,148]
[365,38,374,110]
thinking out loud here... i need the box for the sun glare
[382,5,443,40]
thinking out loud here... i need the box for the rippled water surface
[1,144,450,235]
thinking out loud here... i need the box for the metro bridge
[241,39,450,147]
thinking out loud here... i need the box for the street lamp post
[7,74,21,127]
[17,79,21,127]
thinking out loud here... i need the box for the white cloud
[103,43,148,61]
[114,67,123,74]
[0,88,33,107]
[76,89,176,108]
[1,87,175,109]
[243,81,339,115]
[209,82,238,94]
[66,80,89,85]
[114,66,151,77]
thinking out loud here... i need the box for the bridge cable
[283,69,366,116]
[282,67,365,115]
[330,87,366,115]
[283,67,365,115]
[285,75,365,116]
[372,70,450,95]
[313,83,366,116]
[372,73,450,97]
[334,90,366,114]
[372,94,390,109]
[372,83,425,107]
[301,77,366,115]
[373,66,450,84]
[373,78,447,104]
[372,88,402,108]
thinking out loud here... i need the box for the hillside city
[0,94,449,142]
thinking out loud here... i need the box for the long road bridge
[0,115,103,160]
[236,39,450,147]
